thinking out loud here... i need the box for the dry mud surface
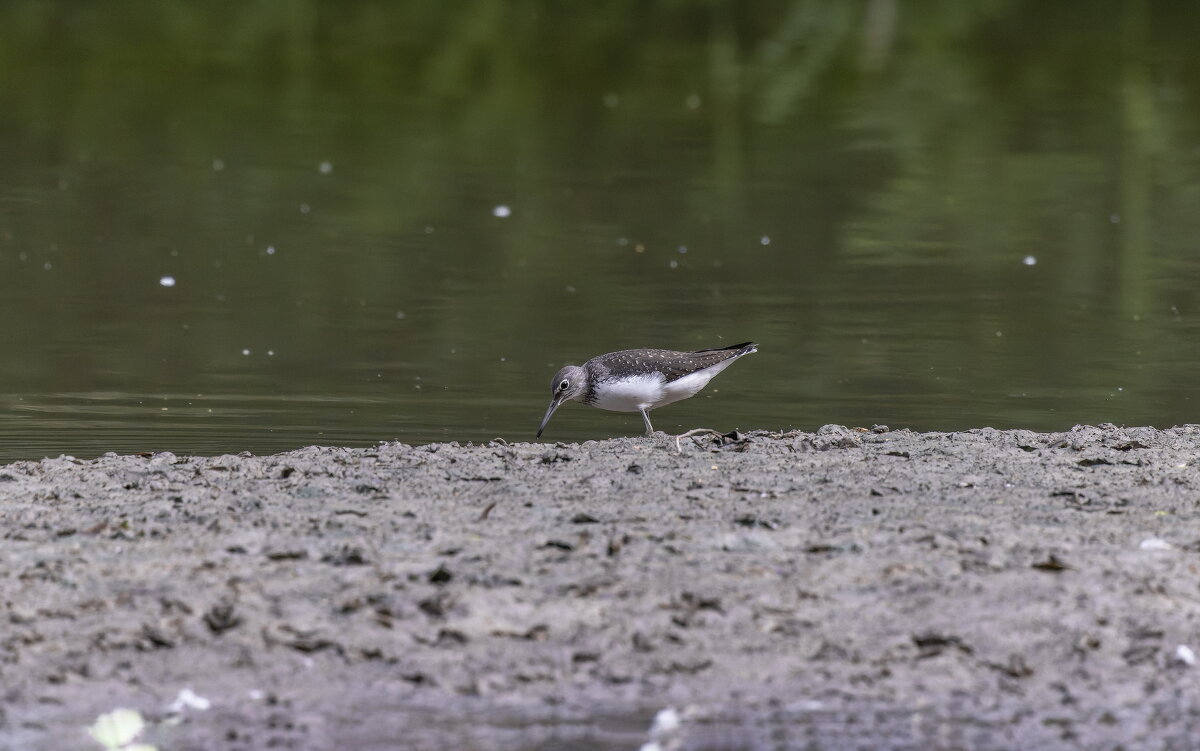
[4,425,1200,750]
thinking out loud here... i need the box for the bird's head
[536,365,586,438]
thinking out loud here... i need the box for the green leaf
[87,709,145,749]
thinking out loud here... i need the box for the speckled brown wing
[587,342,756,383]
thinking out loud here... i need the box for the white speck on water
[159,276,176,287]
[500,357,507,362]
[319,161,333,174]
[617,237,628,246]
[267,350,275,356]
[299,203,311,214]
[1110,213,1121,223]
[170,248,179,257]
[669,259,678,269]
[43,262,52,271]
[424,225,435,234]
[677,246,687,254]
[266,246,276,255]
[395,311,406,319]
[995,331,1002,337]
[1023,255,1037,266]
[493,205,511,218]
[685,93,701,109]
[1174,645,1196,666]
[760,236,771,246]
[566,285,576,292]
[18,252,27,261]
[212,158,225,171]
[1116,386,1124,391]
[603,93,620,108]
[241,348,251,356]
[1140,537,1171,551]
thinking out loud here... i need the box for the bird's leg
[640,408,654,435]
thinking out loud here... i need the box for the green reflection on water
[1,1,1199,461]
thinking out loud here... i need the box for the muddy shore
[3,424,1200,750]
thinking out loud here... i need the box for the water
[2,1,1200,463]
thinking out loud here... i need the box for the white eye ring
[559,380,569,391]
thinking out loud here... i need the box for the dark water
[2,1,1200,462]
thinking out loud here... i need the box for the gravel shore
[3,424,1200,750]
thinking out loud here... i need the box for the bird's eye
[559,380,569,391]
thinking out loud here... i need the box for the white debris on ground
[168,688,212,713]
[1139,537,1172,551]
[1173,645,1196,667]
[639,706,683,751]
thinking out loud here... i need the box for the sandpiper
[536,342,758,438]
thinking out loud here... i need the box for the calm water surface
[2,2,1200,462]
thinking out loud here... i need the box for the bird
[536,342,758,438]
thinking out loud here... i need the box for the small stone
[1140,537,1172,551]
[428,564,453,585]
[1174,645,1196,666]
[649,707,681,735]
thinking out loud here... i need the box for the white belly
[589,359,737,413]
[590,374,665,412]
[659,367,720,405]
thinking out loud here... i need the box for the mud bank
[3,425,1200,750]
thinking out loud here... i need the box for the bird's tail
[694,341,757,356]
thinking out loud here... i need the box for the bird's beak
[536,397,563,439]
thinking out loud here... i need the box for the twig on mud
[675,428,726,454]
[479,502,497,521]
